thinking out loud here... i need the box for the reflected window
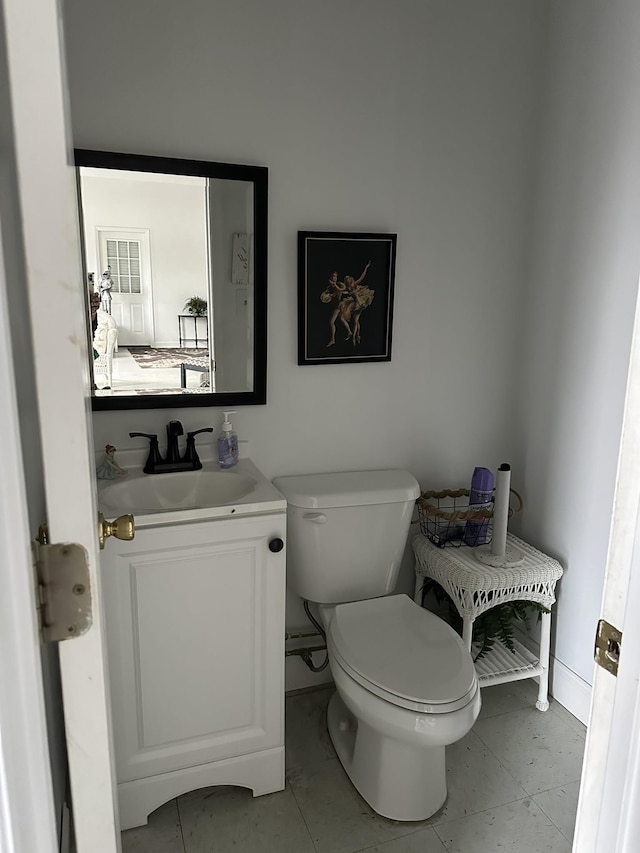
[106,239,141,294]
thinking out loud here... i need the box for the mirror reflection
[75,151,267,411]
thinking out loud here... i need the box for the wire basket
[416,489,492,548]
[416,488,522,548]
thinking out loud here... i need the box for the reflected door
[98,228,153,346]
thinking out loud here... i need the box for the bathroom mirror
[75,149,267,411]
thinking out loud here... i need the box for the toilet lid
[328,594,477,714]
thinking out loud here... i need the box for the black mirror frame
[75,149,268,412]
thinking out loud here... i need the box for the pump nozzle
[221,410,237,433]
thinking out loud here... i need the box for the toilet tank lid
[273,470,420,509]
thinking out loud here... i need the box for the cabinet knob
[269,538,284,553]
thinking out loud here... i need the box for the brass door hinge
[33,540,92,643]
[594,619,622,677]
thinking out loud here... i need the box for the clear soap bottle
[217,410,239,469]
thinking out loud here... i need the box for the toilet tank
[273,470,420,605]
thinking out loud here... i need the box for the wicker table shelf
[412,532,563,711]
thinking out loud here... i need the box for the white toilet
[274,469,481,822]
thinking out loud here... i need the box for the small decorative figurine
[96,444,128,480]
[98,266,113,314]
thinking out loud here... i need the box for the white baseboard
[514,626,592,725]
[549,655,592,726]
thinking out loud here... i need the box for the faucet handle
[183,427,214,468]
[186,427,214,440]
[129,432,163,474]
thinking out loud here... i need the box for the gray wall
[62,0,639,695]
[516,0,640,684]
[64,0,546,485]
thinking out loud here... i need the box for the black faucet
[130,422,214,474]
[164,420,184,464]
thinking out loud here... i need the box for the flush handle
[303,513,327,524]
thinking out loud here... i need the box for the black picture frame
[298,231,396,365]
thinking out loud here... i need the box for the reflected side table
[178,314,208,348]
[413,532,563,711]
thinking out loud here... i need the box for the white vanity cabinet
[100,510,286,830]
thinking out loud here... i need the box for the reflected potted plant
[184,296,207,316]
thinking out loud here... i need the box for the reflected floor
[121,680,585,853]
[94,347,210,396]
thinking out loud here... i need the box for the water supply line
[300,600,329,672]
[283,603,330,672]
[285,645,327,658]
[284,631,328,668]
[284,629,321,641]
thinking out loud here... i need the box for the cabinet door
[101,514,286,783]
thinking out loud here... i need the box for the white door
[98,229,153,346]
[3,0,119,852]
[0,203,60,853]
[572,277,640,852]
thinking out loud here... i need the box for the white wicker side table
[412,532,563,711]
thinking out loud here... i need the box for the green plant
[184,295,207,316]
[421,578,550,661]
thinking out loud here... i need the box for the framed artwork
[298,231,397,365]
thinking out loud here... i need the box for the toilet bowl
[272,470,480,821]
[323,594,480,821]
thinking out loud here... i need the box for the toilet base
[327,691,447,822]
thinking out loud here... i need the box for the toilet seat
[327,594,477,714]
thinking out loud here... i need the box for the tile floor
[121,679,585,853]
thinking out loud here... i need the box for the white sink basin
[98,458,285,527]
[100,469,257,514]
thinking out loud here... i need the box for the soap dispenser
[217,411,239,469]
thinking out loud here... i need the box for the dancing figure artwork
[320,261,374,347]
[298,231,396,366]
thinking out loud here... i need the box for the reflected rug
[135,388,210,395]
[128,347,209,369]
